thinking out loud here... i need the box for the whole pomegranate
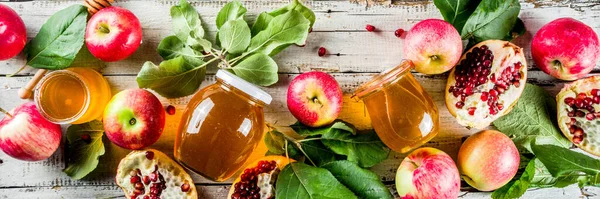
[445,40,527,129]
[0,4,27,60]
[557,76,600,156]
[116,149,197,199]
[227,156,293,199]
[532,18,600,80]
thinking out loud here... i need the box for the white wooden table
[1,0,600,198]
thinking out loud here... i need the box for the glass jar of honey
[174,70,272,182]
[34,67,111,124]
[353,60,439,153]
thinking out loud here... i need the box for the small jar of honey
[353,60,439,153]
[34,67,111,124]
[174,70,272,182]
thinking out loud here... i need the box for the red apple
[0,102,62,161]
[103,89,165,150]
[287,71,343,127]
[532,18,600,80]
[395,147,460,199]
[458,130,520,191]
[85,6,142,62]
[403,19,463,75]
[0,4,27,61]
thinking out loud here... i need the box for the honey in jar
[35,67,111,124]
[354,60,439,153]
[174,70,272,182]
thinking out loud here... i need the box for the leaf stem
[0,107,12,118]
[8,64,28,77]
[296,138,323,143]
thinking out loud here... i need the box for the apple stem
[98,24,111,34]
[0,107,12,118]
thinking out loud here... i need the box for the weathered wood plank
[0,0,599,75]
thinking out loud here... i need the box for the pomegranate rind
[116,149,198,199]
[227,156,294,199]
[557,76,600,156]
[445,40,528,129]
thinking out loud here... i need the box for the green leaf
[493,84,572,153]
[157,36,205,70]
[301,140,338,166]
[216,0,247,29]
[504,17,526,41]
[321,130,390,168]
[251,12,275,36]
[460,0,520,42]
[136,57,206,98]
[264,130,286,155]
[247,10,310,56]
[63,120,105,180]
[531,144,600,177]
[433,0,480,32]
[26,5,87,70]
[219,19,251,54]
[231,53,278,86]
[268,0,316,28]
[321,161,393,199]
[492,159,536,199]
[291,120,356,136]
[276,162,357,199]
[187,30,212,53]
[69,45,105,70]
[171,0,204,42]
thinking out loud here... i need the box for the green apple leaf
[216,0,247,29]
[460,0,521,42]
[64,120,106,180]
[219,19,251,54]
[231,53,278,86]
[268,0,316,28]
[276,162,357,199]
[69,45,105,70]
[291,120,356,136]
[251,12,275,36]
[321,161,393,199]
[157,35,205,69]
[301,140,338,167]
[491,159,536,199]
[321,129,390,168]
[136,56,206,98]
[433,0,480,32]
[531,144,600,177]
[246,10,310,56]
[26,4,87,70]
[170,0,204,42]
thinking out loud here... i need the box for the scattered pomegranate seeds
[467,107,476,115]
[181,183,191,192]
[318,47,327,57]
[365,24,376,32]
[166,105,176,115]
[145,151,155,160]
[394,28,404,38]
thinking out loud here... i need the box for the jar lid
[216,70,273,105]
[353,60,414,99]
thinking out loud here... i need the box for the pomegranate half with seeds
[445,40,527,129]
[557,76,600,156]
[227,156,293,199]
[116,149,197,199]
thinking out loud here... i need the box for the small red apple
[0,102,62,161]
[395,147,460,199]
[287,71,343,127]
[403,19,463,75]
[85,6,142,62]
[458,130,520,191]
[532,18,600,80]
[0,4,27,61]
[103,89,165,150]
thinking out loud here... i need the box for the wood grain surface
[1,0,600,198]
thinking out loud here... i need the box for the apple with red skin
[403,19,463,75]
[287,71,343,127]
[458,130,519,191]
[103,89,165,150]
[395,147,460,199]
[0,102,62,161]
[0,4,27,61]
[85,6,142,62]
[532,18,600,80]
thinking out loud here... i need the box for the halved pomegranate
[116,149,197,199]
[445,40,527,129]
[227,156,294,199]
[557,76,600,156]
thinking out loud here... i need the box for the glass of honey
[34,67,111,124]
[353,60,439,153]
[174,70,272,182]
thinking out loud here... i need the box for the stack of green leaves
[491,84,600,199]
[433,0,526,47]
[136,0,315,98]
[265,120,393,199]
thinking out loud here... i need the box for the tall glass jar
[35,67,111,124]
[353,60,439,153]
[174,70,272,182]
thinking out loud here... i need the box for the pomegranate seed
[514,62,522,70]
[573,136,583,144]
[490,74,496,83]
[166,105,176,115]
[143,176,150,185]
[365,24,376,32]
[576,110,585,117]
[587,106,595,113]
[144,196,150,199]
[130,176,141,183]
[569,125,576,134]
[586,113,595,120]
[593,96,600,104]
[455,101,464,108]
[584,97,593,106]
[575,99,584,108]
[150,173,158,182]
[480,92,489,101]
[513,80,520,88]
[318,47,326,56]
[467,107,476,115]
[145,151,155,160]
[489,89,498,97]
[135,182,144,190]
[577,93,587,100]
[568,111,575,117]
[181,183,191,192]
[394,28,405,38]
[464,87,474,95]
[592,89,600,97]
[130,170,138,177]
[564,97,575,105]
[489,107,499,115]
